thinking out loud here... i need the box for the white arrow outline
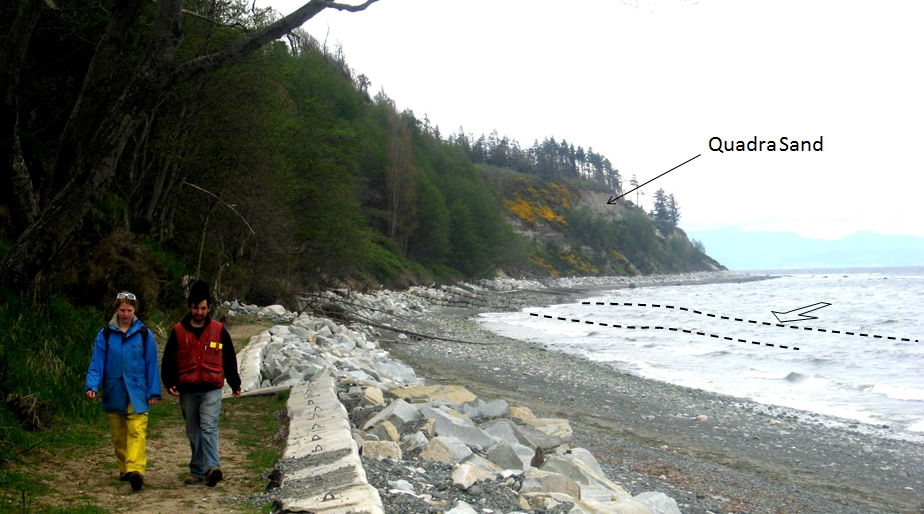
[771,302,832,323]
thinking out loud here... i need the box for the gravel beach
[382,301,924,514]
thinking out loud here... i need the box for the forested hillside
[0,0,720,308]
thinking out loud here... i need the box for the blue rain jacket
[85,316,161,414]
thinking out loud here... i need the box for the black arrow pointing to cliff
[771,302,832,323]
[608,154,701,204]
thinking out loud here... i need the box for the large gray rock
[460,397,509,418]
[419,436,473,464]
[373,360,420,385]
[362,399,422,430]
[361,386,385,406]
[369,421,399,442]
[431,416,497,451]
[487,441,534,471]
[362,440,402,460]
[451,463,495,490]
[271,368,305,387]
[481,399,511,418]
[541,456,631,500]
[343,369,386,389]
[519,418,573,449]
[461,453,503,473]
[520,468,581,499]
[401,431,429,453]
[287,325,313,341]
[480,419,523,446]
[633,492,681,514]
[269,325,290,336]
[569,498,653,514]
[419,405,472,424]
[331,333,357,352]
[569,448,606,476]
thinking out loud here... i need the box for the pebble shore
[227,271,924,514]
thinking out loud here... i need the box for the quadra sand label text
[709,136,823,154]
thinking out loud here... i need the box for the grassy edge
[0,392,287,514]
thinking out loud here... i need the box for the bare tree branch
[146,0,251,31]
[175,0,380,83]
[327,0,378,12]
[183,181,256,234]
[183,9,249,30]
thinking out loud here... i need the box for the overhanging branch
[328,0,379,12]
[146,0,251,31]
[175,0,380,83]
[183,182,256,234]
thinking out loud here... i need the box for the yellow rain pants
[107,402,148,475]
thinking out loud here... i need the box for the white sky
[259,0,924,240]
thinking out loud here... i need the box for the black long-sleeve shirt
[161,315,241,393]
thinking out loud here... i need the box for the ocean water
[478,267,924,441]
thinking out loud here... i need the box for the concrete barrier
[275,372,384,514]
[223,329,270,398]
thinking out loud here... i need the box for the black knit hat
[187,280,211,307]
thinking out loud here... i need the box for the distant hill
[683,229,924,270]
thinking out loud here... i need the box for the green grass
[145,399,184,439]
[0,471,51,498]
[222,394,288,475]
[36,506,109,514]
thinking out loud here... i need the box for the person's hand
[232,390,242,398]
[148,398,159,405]
[168,386,179,396]
[86,390,96,400]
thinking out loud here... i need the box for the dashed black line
[528,312,799,350]
[579,301,918,343]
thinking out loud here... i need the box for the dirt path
[31,403,271,514]
[8,318,282,514]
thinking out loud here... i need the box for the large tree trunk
[51,0,147,190]
[0,0,44,233]
[1,0,186,285]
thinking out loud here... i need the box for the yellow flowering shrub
[503,177,578,230]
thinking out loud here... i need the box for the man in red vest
[162,280,241,487]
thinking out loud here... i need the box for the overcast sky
[259,0,924,240]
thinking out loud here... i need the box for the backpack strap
[140,326,149,353]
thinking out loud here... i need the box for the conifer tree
[667,194,680,229]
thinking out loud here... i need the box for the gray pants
[180,388,222,477]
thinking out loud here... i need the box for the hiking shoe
[183,475,204,485]
[205,467,223,487]
[129,472,144,491]
[119,473,130,482]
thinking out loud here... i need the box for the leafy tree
[377,91,417,251]
[407,170,450,267]
[0,0,380,288]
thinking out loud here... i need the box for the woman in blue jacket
[85,292,161,491]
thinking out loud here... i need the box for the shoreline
[379,276,924,514]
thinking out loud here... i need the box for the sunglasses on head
[117,292,137,300]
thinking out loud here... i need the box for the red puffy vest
[174,321,225,388]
